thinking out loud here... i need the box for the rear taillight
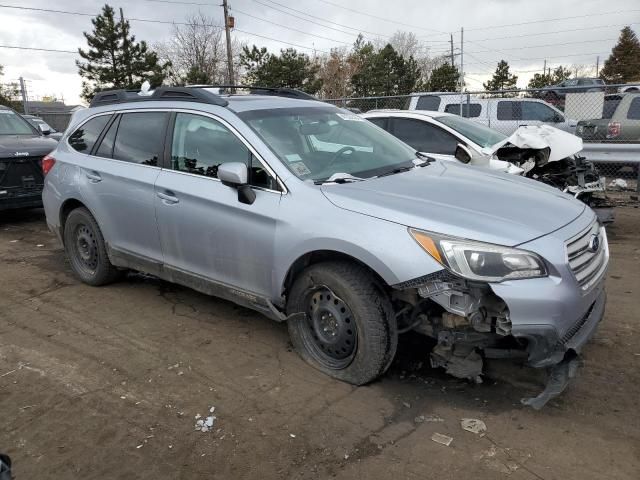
[607,122,621,138]
[42,155,56,175]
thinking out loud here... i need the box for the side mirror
[454,144,472,164]
[38,123,51,135]
[217,162,256,205]
[553,113,564,123]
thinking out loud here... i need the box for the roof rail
[89,86,229,108]
[185,85,317,101]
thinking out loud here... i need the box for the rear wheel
[63,207,120,286]
[286,261,397,385]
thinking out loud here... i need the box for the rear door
[154,111,282,298]
[70,110,168,267]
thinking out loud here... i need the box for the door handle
[85,171,102,183]
[157,191,179,204]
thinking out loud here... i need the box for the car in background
[22,114,63,141]
[542,78,606,102]
[0,105,58,211]
[576,92,640,142]
[406,94,576,135]
[619,84,640,93]
[363,110,611,222]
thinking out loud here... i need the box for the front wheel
[286,261,397,385]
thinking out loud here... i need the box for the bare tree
[155,12,235,85]
[317,47,360,98]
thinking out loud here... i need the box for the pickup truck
[576,93,640,142]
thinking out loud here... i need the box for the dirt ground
[1,207,639,480]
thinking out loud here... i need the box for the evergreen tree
[77,4,169,102]
[483,60,518,93]
[427,64,460,92]
[351,43,420,97]
[239,46,322,94]
[600,26,640,83]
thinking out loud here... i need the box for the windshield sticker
[285,153,302,163]
[336,113,364,122]
[290,161,311,176]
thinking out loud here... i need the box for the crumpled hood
[484,125,583,162]
[0,135,58,158]
[321,161,586,246]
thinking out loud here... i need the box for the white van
[406,93,577,135]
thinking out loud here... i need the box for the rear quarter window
[68,115,111,153]
[627,97,640,120]
[444,103,481,118]
[416,95,441,111]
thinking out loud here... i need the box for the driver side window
[171,113,279,190]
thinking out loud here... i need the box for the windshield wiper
[376,165,414,178]
[314,172,366,185]
[415,151,435,164]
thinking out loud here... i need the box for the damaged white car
[363,110,612,222]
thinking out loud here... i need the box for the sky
[0,0,638,104]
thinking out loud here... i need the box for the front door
[154,112,283,299]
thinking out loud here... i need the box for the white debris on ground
[431,432,453,446]
[194,406,217,432]
[461,418,487,435]
[608,178,629,190]
[414,414,444,424]
[289,433,296,438]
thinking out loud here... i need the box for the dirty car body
[42,87,608,408]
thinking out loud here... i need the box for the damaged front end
[391,266,600,409]
[489,126,613,222]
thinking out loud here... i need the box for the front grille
[560,301,595,344]
[566,220,608,291]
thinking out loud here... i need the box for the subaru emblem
[588,234,600,253]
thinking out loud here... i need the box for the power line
[315,0,448,35]
[470,23,635,43]
[466,37,617,55]
[230,7,351,45]
[0,3,329,54]
[0,45,77,54]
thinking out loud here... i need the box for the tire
[286,261,397,385]
[63,207,120,286]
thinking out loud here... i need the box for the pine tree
[77,4,169,102]
[428,64,460,92]
[600,26,640,84]
[483,60,518,93]
[527,65,573,89]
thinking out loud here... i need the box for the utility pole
[19,77,28,114]
[450,33,454,67]
[120,8,132,85]
[543,59,547,77]
[459,27,464,91]
[596,56,599,77]
[222,0,235,85]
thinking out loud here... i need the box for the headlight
[409,228,547,282]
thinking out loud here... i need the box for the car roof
[222,94,330,112]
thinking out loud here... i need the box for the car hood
[321,161,585,246]
[0,135,58,158]
[484,125,583,162]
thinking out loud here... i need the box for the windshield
[0,110,37,135]
[239,106,417,182]
[435,115,506,148]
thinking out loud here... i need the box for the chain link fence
[325,84,640,200]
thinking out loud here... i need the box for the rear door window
[416,95,441,111]
[391,118,459,154]
[68,115,111,153]
[627,97,640,120]
[113,112,169,166]
[444,103,481,118]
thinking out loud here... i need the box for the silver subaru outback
[42,86,608,408]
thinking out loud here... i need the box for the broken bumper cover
[510,287,606,369]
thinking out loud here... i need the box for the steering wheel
[327,146,356,169]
